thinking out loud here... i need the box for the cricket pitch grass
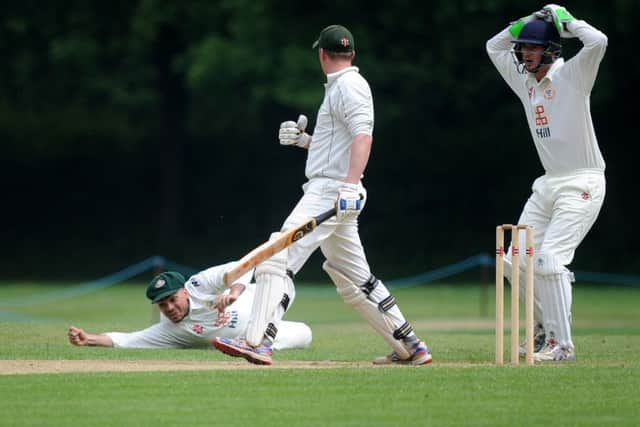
[1,282,638,426]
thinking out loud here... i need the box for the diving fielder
[487,4,607,361]
[213,25,431,366]
[68,263,312,351]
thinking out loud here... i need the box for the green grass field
[1,281,639,426]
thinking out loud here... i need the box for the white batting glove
[543,4,576,38]
[279,114,311,148]
[336,183,363,220]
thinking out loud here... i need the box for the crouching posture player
[486,5,607,361]
[213,24,431,366]
[68,263,312,352]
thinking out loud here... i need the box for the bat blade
[223,207,336,286]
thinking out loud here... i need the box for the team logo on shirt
[544,87,556,100]
[192,324,204,335]
[581,192,590,200]
[534,105,551,139]
[190,278,201,287]
[214,310,239,328]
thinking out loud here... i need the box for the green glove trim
[552,7,575,33]
[555,8,575,22]
[509,19,525,38]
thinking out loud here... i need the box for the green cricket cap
[312,24,354,53]
[146,271,185,303]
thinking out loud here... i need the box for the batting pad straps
[265,323,278,341]
[360,275,396,312]
[378,295,396,312]
[393,322,413,340]
[361,275,378,295]
[247,237,295,347]
[281,293,290,311]
[323,261,412,359]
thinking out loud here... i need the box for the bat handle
[314,207,337,225]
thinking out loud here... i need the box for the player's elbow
[587,29,608,50]
[598,33,608,49]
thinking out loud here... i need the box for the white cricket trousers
[282,177,373,285]
[511,169,605,268]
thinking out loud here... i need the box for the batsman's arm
[223,207,337,286]
[345,134,372,184]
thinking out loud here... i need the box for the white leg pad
[503,257,543,323]
[537,272,574,349]
[246,233,295,347]
[323,261,412,359]
[272,321,312,350]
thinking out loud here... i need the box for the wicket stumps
[495,224,534,366]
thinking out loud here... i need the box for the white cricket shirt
[106,262,253,348]
[486,20,607,174]
[306,66,374,181]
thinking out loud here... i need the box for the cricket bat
[223,207,337,286]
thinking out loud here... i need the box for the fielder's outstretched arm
[68,325,114,347]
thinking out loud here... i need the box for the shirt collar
[326,66,359,87]
[528,58,564,85]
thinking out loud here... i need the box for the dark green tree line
[2,0,638,278]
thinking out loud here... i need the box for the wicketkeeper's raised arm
[279,114,311,149]
[545,4,607,93]
[486,9,544,92]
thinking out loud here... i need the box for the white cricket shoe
[533,340,576,362]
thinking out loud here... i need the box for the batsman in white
[487,5,607,362]
[68,264,312,351]
[213,24,432,366]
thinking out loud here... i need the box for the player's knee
[297,323,313,348]
[323,261,396,312]
[323,261,366,305]
[534,251,568,276]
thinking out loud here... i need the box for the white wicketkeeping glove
[336,183,363,220]
[279,114,311,148]
[543,4,576,38]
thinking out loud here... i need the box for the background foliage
[2,0,638,279]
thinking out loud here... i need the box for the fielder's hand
[213,283,245,311]
[68,325,88,346]
[336,184,364,220]
[543,4,575,38]
[279,114,311,148]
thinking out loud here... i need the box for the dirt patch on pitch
[0,359,494,375]
[0,360,378,375]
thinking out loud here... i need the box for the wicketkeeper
[487,4,607,361]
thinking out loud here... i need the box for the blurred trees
[2,0,638,278]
